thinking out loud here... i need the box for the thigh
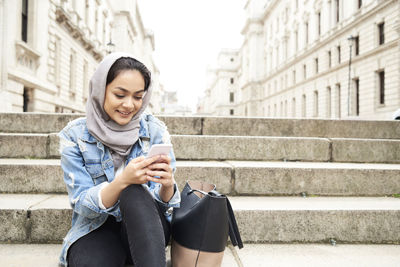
[120,184,170,245]
[67,217,127,267]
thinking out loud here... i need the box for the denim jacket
[58,113,181,267]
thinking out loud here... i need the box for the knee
[120,184,154,208]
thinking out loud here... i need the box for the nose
[122,97,134,109]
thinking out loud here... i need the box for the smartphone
[147,144,172,158]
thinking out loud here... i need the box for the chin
[116,118,132,126]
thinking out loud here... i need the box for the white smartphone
[147,144,172,158]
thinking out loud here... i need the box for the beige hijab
[86,52,152,167]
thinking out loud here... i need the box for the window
[230,78,234,84]
[102,14,106,44]
[69,51,76,99]
[55,35,61,95]
[302,94,306,117]
[315,58,319,74]
[313,91,319,117]
[285,73,288,88]
[354,36,359,56]
[378,22,385,45]
[335,0,340,23]
[293,69,296,84]
[303,64,307,80]
[328,50,332,68]
[230,109,234,115]
[292,97,296,117]
[95,8,99,37]
[337,45,341,64]
[21,0,28,42]
[354,78,360,115]
[358,0,362,8]
[378,70,385,105]
[276,17,279,32]
[336,83,341,118]
[23,87,32,112]
[318,12,321,36]
[85,0,89,26]
[326,86,332,118]
[83,60,88,103]
[229,92,234,103]
[305,22,309,45]
[284,39,288,60]
[284,100,288,117]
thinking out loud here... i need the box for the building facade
[200,49,240,116]
[202,0,400,120]
[0,0,163,114]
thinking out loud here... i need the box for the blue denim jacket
[58,113,181,267]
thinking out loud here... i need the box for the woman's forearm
[100,176,128,209]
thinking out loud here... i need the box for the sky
[137,0,245,112]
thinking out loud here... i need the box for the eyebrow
[115,87,145,94]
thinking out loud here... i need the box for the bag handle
[226,198,244,249]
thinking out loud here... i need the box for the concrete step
[2,244,400,267]
[0,244,238,267]
[1,133,400,163]
[1,194,399,244]
[0,159,232,195]
[1,113,399,139]
[236,244,400,267]
[2,159,400,196]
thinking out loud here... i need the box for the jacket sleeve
[145,117,181,210]
[59,129,120,219]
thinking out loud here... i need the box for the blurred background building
[0,0,171,114]
[201,0,400,120]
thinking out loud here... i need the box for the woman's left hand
[145,155,174,189]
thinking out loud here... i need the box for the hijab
[86,52,153,169]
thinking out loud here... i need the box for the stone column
[396,1,400,106]
[0,0,10,111]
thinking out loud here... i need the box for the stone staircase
[1,112,400,267]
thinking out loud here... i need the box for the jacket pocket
[85,162,107,185]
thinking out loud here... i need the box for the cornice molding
[260,0,397,84]
[55,5,103,60]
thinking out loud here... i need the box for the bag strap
[226,198,244,249]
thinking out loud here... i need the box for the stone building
[0,0,163,114]
[203,0,400,120]
[201,49,240,116]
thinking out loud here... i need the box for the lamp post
[347,35,356,117]
[106,39,116,54]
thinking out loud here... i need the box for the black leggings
[67,184,170,267]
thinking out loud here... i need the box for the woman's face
[104,69,145,126]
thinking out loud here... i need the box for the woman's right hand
[116,156,159,187]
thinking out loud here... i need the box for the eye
[134,96,143,100]
[115,94,124,99]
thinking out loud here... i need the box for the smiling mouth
[117,110,133,116]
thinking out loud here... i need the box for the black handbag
[171,180,243,267]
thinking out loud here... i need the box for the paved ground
[1,243,400,267]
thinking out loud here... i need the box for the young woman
[58,52,180,267]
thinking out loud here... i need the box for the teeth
[119,111,130,115]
